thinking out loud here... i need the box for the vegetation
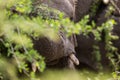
[0,0,120,80]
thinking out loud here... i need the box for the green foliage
[0,0,120,80]
[90,0,102,17]
[32,3,61,20]
[0,0,82,79]
[0,58,19,80]
[15,0,33,13]
[78,15,118,70]
[0,0,45,79]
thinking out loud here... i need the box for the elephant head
[33,31,79,69]
[32,0,80,69]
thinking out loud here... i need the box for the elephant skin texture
[33,31,79,69]
[33,0,74,19]
[73,0,93,22]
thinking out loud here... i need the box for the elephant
[31,0,120,71]
[33,0,102,70]
[32,0,80,69]
[33,0,120,71]
[9,0,79,70]
[10,0,120,70]
[33,31,79,68]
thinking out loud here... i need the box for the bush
[0,0,119,79]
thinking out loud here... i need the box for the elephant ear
[73,0,93,22]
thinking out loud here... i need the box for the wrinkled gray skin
[34,0,74,19]
[33,0,78,69]
[33,0,120,70]
[75,0,120,70]
[73,0,93,22]
[33,32,76,67]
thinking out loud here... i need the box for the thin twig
[11,44,30,77]
[16,26,28,54]
[110,0,120,15]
